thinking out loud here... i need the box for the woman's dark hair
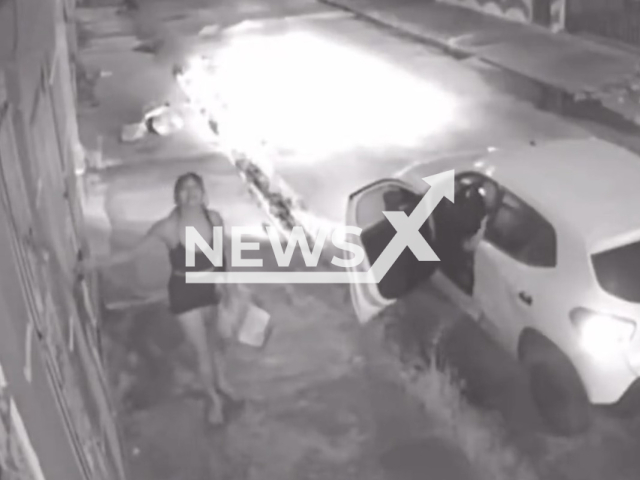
[173,172,205,204]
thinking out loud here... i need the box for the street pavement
[76,1,640,480]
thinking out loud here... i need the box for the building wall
[565,0,640,47]
[0,1,126,479]
[0,177,85,480]
[438,0,567,32]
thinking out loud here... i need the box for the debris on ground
[120,122,148,143]
[146,106,184,136]
[119,102,184,143]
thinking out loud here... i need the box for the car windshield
[592,240,640,303]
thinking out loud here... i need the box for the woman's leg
[176,308,224,424]
[207,305,240,400]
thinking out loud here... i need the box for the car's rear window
[592,240,640,302]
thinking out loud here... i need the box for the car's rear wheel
[520,334,591,436]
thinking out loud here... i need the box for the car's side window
[485,190,557,267]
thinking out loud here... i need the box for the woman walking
[81,172,237,425]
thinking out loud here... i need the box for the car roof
[478,138,640,253]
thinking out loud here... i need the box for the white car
[346,137,640,435]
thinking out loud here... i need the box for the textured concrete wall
[0,1,126,479]
[441,0,532,24]
[438,0,566,31]
[0,102,85,480]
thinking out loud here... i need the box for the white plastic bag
[120,122,147,142]
[147,108,184,136]
[237,303,271,348]
[217,284,271,348]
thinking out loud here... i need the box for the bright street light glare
[183,29,458,155]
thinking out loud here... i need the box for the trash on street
[143,103,185,136]
[120,122,147,143]
[119,102,185,143]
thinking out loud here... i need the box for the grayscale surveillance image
[2,0,640,479]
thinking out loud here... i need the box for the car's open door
[345,173,453,324]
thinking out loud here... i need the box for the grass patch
[378,300,539,480]
[405,365,539,480]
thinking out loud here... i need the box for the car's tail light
[570,307,636,355]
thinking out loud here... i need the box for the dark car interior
[431,179,499,295]
[360,187,436,300]
[358,176,499,301]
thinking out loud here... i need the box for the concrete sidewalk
[77,0,334,44]
[321,0,640,125]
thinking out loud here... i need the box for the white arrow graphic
[367,169,455,283]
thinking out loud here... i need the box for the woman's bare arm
[86,219,169,271]
[462,216,488,253]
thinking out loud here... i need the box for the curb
[319,0,471,59]
[318,0,574,99]
[319,0,640,129]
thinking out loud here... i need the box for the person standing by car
[432,186,489,294]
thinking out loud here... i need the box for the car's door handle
[518,291,533,306]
